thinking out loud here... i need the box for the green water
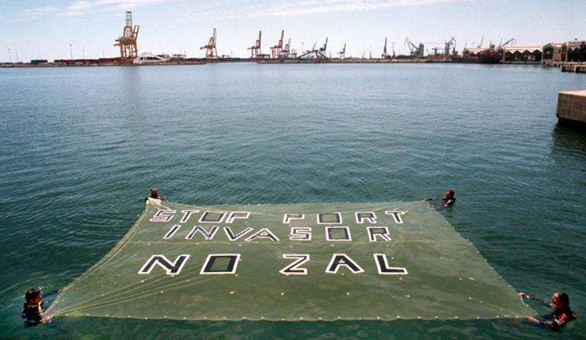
[0,64,585,339]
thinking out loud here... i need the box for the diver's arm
[42,287,68,298]
[518,293,551,308]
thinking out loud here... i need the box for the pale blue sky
[0,0,584,61]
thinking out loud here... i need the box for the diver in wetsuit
[441,190,456,208]
[145,188,167,202]
[21,287,66,327]
[150,188,160,199]
[518,291,578,331]
[426,190,456,210]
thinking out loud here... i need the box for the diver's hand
[527,317,540,324]
[518,292,532,299]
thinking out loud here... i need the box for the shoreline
[0,58,555,69]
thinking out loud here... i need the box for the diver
[426,190,456,210]
[21,287,67,327]
[518,291,578,331]
[145,188,167,202]
[150,188,160,199]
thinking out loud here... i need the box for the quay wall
[557,90,586,126]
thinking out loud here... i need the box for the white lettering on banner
[280,254,310,275]
[138,254,408,276]
[150,210,176,222]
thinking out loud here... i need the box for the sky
[0,0,584,61]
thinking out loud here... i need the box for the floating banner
[47,200,534,321]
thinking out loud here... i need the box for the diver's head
[445,190,454,199]
[552,292,570,309]
[25,289,42,304]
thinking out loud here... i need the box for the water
[1,63,585,339]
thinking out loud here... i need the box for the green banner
[47,199,534,321]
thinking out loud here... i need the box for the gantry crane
[299,38,328,60]
[338,43,346,59]
[114,11,139,59]
[404,37,424,58]
[271,30,284,59]
[500,38,515,48]
[445,37,457,57]
[382,37,389,58]
[248,31,262,58]
[319,38,328,55]
[283,38,292,58]
[200,28,218,59]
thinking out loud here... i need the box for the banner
[47,199,534,321]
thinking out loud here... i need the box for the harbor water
[0,63,585,339]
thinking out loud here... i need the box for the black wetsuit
[442,197,455,207]
[21,290,59,327]
[21,302,44,327]
[526,297,578,331]
[432,197,455,210]
[542,307,578,330]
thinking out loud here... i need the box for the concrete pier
[557,90,586,126]
[560,64,586,73]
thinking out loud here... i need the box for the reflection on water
[552,123,586,160]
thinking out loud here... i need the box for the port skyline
[1,0,585,62]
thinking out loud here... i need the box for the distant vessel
[477,51,502,64]
[451,56,481,64]
[477,44,502,64]
[455,42,503,64]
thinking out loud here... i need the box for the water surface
[1,63,585,339]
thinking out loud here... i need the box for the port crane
[283,38,292,58]
[319,38,328,55]
[299,38,328,59]
[114,11,139,59]
[200,28,218,59]
[477,35,484,48]
[445,37,457,57]
[338,43,346,59]
[382,37,389,59]
[404,37,424,58]
[248,31,262,58]
[271,30,285,59]
[500,38,515,48]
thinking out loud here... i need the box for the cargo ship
[453,44,502,64]
[477,48,502,64]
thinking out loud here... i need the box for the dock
[557,90,586,126]
[560,63,586,74]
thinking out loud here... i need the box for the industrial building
[542,41,586,66]
[501,46,542,63]
[565,40,586,63]
[542,43,564,66]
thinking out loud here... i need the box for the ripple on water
[0,64,585,339]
